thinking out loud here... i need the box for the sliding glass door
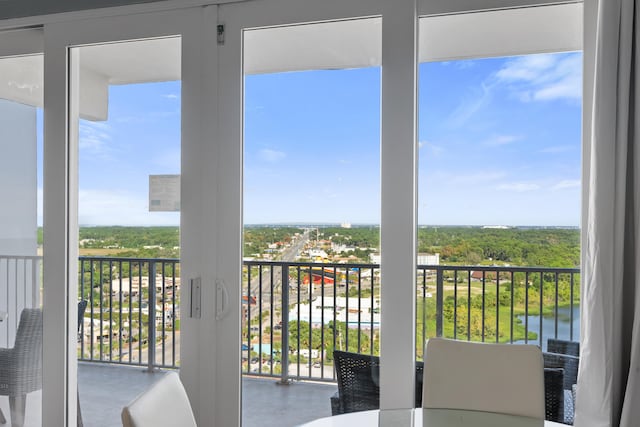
[218,0,419,421]
[416,3,582,354]
[241,17,382,426]
[43,10,198,426]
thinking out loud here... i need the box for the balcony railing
[242,261,580,383]
[78,256,180,369]
[0,255,580,383]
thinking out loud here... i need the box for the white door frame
[218,0,422,415]
[43,8,204,426]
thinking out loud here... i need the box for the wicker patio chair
[0,308,43,427]
[330,350,424,415]
[544,367,565,423]
[547,338,580,357]
[543,351,580,424]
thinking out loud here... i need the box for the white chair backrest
[422,338,544,419]
[121,372,197,427]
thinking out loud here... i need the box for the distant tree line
[50,225,580,269]
[417,227,580,267]
[79,226,180,249]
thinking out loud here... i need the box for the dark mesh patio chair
[544,351,580,425]
[331,350,380,414]
[330,350,423,415]
[0,308,43,427]
[544,367,565,423]
[547,338,580,357]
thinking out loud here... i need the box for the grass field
[79,248,128,256]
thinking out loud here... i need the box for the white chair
[422,338,545,419]
[121,372,197,427]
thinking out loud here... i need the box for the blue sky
[245,51,582,226]
[417,53,582,226]
[38,51,581,227]
[76,82,181,226]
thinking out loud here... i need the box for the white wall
[0,98,39,347]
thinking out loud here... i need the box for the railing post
[436,268,443,337]
[278,264,291,385]
[147,260,157,372]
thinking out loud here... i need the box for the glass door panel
[0,52,44,427]
[242,17,381,426]
[71,37,182,424]
[416,3,582,362]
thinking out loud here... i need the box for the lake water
[513,305,580,350]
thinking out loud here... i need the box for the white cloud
[540,145,574,153]
[485,134,522,147]
[497,182,541,192]
[552,179,580,190]
[443,52,580,127]
[114,110,178,124]
[419,140,445,155]
[446,82,493,126]
[455,60,476,70]
[79,121,112,153]
[495,52,582,103]
[496,54,557,81]
[163,94,179,100]
[260,148,286,162]
[79,189,179,225]
[322,187,339,199]
[450,171,506,184]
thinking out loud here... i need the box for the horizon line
[73,223,580,229]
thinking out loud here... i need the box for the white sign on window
[149,175,180,212]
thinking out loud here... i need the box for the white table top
[298,408,565,427]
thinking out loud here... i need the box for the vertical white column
[181,6,241,427]
[43,28,78,426]
[380,0,418,410]
[0,100,37,347]
[215,5,243,426]
[181,6,217,427]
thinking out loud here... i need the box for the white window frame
[0,0,586,425]
[218,0,421,413]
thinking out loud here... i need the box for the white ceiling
[79,37,181,85]
[0,2,582,120]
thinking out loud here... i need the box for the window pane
[72,38,182,425]
[243,18,381,426]
[417,6,582,365]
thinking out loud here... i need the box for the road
[246,230,311,324]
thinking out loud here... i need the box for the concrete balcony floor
[0,363,335,427]
[77,362,336,427]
